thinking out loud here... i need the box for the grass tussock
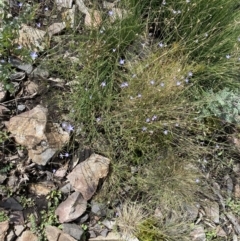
[3,0,240,240]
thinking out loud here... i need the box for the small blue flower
[130,96,134,100]
[100,29,104,33]
[59,153,64,159]
[112,48,116,52]
[36,22,41,28]
[163,130,168,135]
[226,54,231,59]
[65,153,70,157]
[18,2,23,7]
[119,59,125,65]
[30,51,38,60]
[177,10,181,14]
[120,82,128,88]
[62,122,68,129]
[100,81,106,87]
[176,81,181,86]
[108,10,113,16]
[152,115,157,121]
[66,124,74,132]
[175,123,179,127]
[188,71,193,77]
[17,45,22,49]
[172,10,177,14]
[150,80,155,85]
[160,82,165,87]
[44,7,49,11]
[158,42,164,48]
[146,118,150,123]
[185,78,189,83]
[96,117,101,122]
[195,178,200,183]
[142,126,147,131]
[137,94,142,98]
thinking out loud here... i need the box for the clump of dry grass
[116,202,147,239]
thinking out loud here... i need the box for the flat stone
[204,201,219,224]
[6,230,15,241]
[89,232,121,241]
[85,10,102,29]
[16,24,46,52]
[102,220,116,230]
[185,203,199,221]
[0,221,9,241]
[16,230,38,241]
[9,72,26,81]
[62,223,84,240]
[29,183,53,196]
[9,57,33,74]
[189,226,206,241]
[9,211,24,225]
[29,67,49,80]
[45,225,77,241]
[54,163,68,178]
[59,183,73,194]
[91,201,107,216]
[47,22,66,37]
[55,191,87,223]
[28,122,69,166]
[14,225,25,236]
[5,105,48,149]
[67,154,110,200]
[0,197,23,211]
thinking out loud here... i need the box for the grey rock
[62,223,84,240]
[91,201,107,217]
[55,191,87,223]
[9,72,26,81]
[102,220,116,230]
[100,229,109,237]
[89,230,97,238]
[204,201,219,224]
[29,67,49,80]
[0,197,23,211]
[185,203,199,221]
[226,212,240,234]
[9,211,24,225]
[60,183,73,194]
[9,57,33,74]
[189,226,206,241]
[77,213,89,224]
